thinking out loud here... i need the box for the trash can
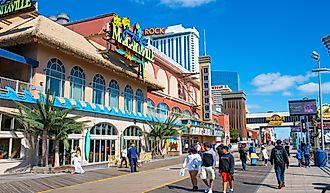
[314,149,327,167]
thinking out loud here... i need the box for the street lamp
[311,51,328,150]
[322,35,330,54]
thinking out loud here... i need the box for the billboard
[288,99,317,116]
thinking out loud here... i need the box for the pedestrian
[120,146,128,168]
[196,142,201,153]
[200,142,216,193]
[228,143,232,153]
[216,144,224,158]
[270,139,289,189]
[239,145,247,171]
[295,149,303,167]
[127,143,140,173]
[302,143,311,167]
[72,153,85,174]
[219,146,235,193]
[248,143,255,156]
[261,145,270,166]
[182,147,202,191]
[285,143,290,157]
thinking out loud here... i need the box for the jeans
[241,159,247,170]
[275,165,285,185]
[304,155,310,166]
[120,157,127,168]
[130,158,137,172]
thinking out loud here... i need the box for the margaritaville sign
[0,0,35,17]
[106,15,155,67]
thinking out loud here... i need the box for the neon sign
[106,15,155,67]
[266,114,284,126]
[0,0,35,17]
[200,58,212,121]
[143,28,166,36]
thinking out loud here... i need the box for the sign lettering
[201,64,212,121]
[266,114,284,126]
[106,15,155,72]
[143,27,166,36]
[0,0,34,17]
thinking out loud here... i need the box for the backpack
[274,148,284,165]
[202,152,214,167]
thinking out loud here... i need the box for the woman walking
[182,147,202,191]
[261,145,269,166]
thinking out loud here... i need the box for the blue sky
[38,0,330,113]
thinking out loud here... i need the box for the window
[45,58,65,97]
[124,126,142,136]
[172,107,182,117]
[92,74,105,105]
[89,123,118,163]
[124,85,133,113]
[147,99,155,115]
[157,103,169,118]
[183,110,191,119]
[136,89,144,114]
[109,80,119,109]
[70,66,85,101]
[192,113,200,120]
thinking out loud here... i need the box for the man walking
[127,143,139,173]
[219,146,235,193]
[302,143,311,167]
[270,139,289,189]
[239,145,247,171]
[200,142,216,193]
[119,146,128,168]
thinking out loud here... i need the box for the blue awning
[0,48,39,68]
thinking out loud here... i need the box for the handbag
[179,168,185,176]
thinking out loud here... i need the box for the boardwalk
[0,156,184,193]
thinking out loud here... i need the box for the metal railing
[0,76,31,93]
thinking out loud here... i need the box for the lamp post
[311,51,329,150]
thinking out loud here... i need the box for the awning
[0,48,39,67]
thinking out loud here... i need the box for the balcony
[0,76,32,93]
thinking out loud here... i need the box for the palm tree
[16,92,85,167]
[147,115,180,156]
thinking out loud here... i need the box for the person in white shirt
[182,147,202,191]
[261,146,270,166]
[72,153,85,174]
[120,146,128,168]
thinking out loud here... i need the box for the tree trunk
[42,130,48,167]
[54,139,60,167]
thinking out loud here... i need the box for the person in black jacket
[219,146,235,193]
[270,140,289,189]
[239,145,248,171]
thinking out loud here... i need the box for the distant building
[211,85,232,113]
[211,71,240,92]
[148,24,200,72]
[222,91,247,140]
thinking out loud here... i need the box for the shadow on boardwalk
[313,183,330,193]
[242,181,278,190]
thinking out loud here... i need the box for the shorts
[200,166,215,180]
[221,172,233,182]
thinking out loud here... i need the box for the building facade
[211,85,232,113]
[0,11,228,168]
[148,25,200,72]
[211,71,240,92]
[222,92,247,140]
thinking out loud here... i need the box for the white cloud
[160,0,216,7]
[282,91,292,96]
[247,104,261,109]
[251,72,310,93]
[130,0,216,7]
[297,82,330,94]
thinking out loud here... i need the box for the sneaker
[204,187,210,193]
[207,189,213,193]
[192,186,198,191]
[230,189,234,192]
[265,164,267,166]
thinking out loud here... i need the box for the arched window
[90,123,118,136]
[123,126,142,136]
[92,74,105,105]
[45,58,65,97]
[183,110,191,119]
[124,85,133,113]
[89,123,118,162]
[147,98,155,115]
[172,107,182,117]
[70,66,85,101]
[109,80,119,109]
[136,89,144,114]
[157,103,169,118]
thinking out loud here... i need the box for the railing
[0,76,31,93]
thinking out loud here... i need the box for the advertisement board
[0,0,36,18]
[288,99,317,115]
